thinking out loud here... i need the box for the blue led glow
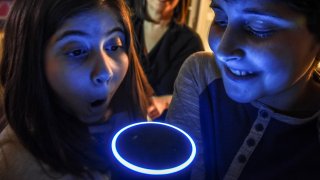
[111,121,196,175]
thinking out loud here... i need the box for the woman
[166,0,320,179]
[0,0,153,179]
[131,0,204,120]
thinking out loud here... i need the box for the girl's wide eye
[64,47,89,59]
[105,45,122,52]
[68,49,88,56]
[104,37,125,52]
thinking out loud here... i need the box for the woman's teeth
[229,68,254,76]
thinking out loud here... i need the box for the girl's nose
[93,72,112,84]
[92,54,113,85]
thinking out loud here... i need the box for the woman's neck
[143,20,170,53]
[258,72,320,117]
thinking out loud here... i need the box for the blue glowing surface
[111,121,196,175]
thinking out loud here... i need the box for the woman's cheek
[208,25,221,52]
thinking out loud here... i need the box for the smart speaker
[111,122,196,180]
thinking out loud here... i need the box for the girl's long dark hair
[0,0,152,176]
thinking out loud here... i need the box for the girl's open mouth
[91,98,107,107]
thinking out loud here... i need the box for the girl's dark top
[133,17,204,95]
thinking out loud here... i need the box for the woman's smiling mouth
[229,67,254,76]
[224,65,259,81]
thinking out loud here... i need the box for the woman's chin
[226,91,255,104]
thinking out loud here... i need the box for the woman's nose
[214,26,245,63]
[92,54,113,85]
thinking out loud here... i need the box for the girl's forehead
[49,8,125,44]
[63,8,123,31]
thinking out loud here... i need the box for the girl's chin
[78,114,106,125]
[79,106,113,124]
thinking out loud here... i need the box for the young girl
[166,0,320,179]
[0,0,153,179]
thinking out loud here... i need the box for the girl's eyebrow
[56,30,88,42]
[104,27,124,37]
[56,27,124,42]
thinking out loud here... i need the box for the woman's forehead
[213,0,287,7]
[212,0,301,19]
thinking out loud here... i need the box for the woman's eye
[245,20,277,39]
[245,26,275,39]
[214,19,228,27]
[212,7,227,28]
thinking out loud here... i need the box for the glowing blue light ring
[111,121,196,175]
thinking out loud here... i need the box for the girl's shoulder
[0,126,76,179]
[0,126,43,178]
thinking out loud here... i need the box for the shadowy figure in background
[130,0,204,120]
[0,0,153,179]
[166,0,320,179]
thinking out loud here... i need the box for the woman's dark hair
[0,0,152,177]
[283,0,320,42]
[283,0,320,77]
[132,0,190,24]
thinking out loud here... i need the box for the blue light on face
[111,121,196,175]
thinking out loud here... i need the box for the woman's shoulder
[173,51,221,95]
[171,21,195,33]
[171,22,202,39]
[180,51,221,81]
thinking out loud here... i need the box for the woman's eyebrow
[210,2,222,9]
[243,8,282,18]
[242,7,298,26]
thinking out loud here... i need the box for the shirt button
[246,138,256,147]
[238,154,247,163]
[259,110,269,119]
[255,123,264,132]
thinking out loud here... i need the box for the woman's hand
[147,95,172,120]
